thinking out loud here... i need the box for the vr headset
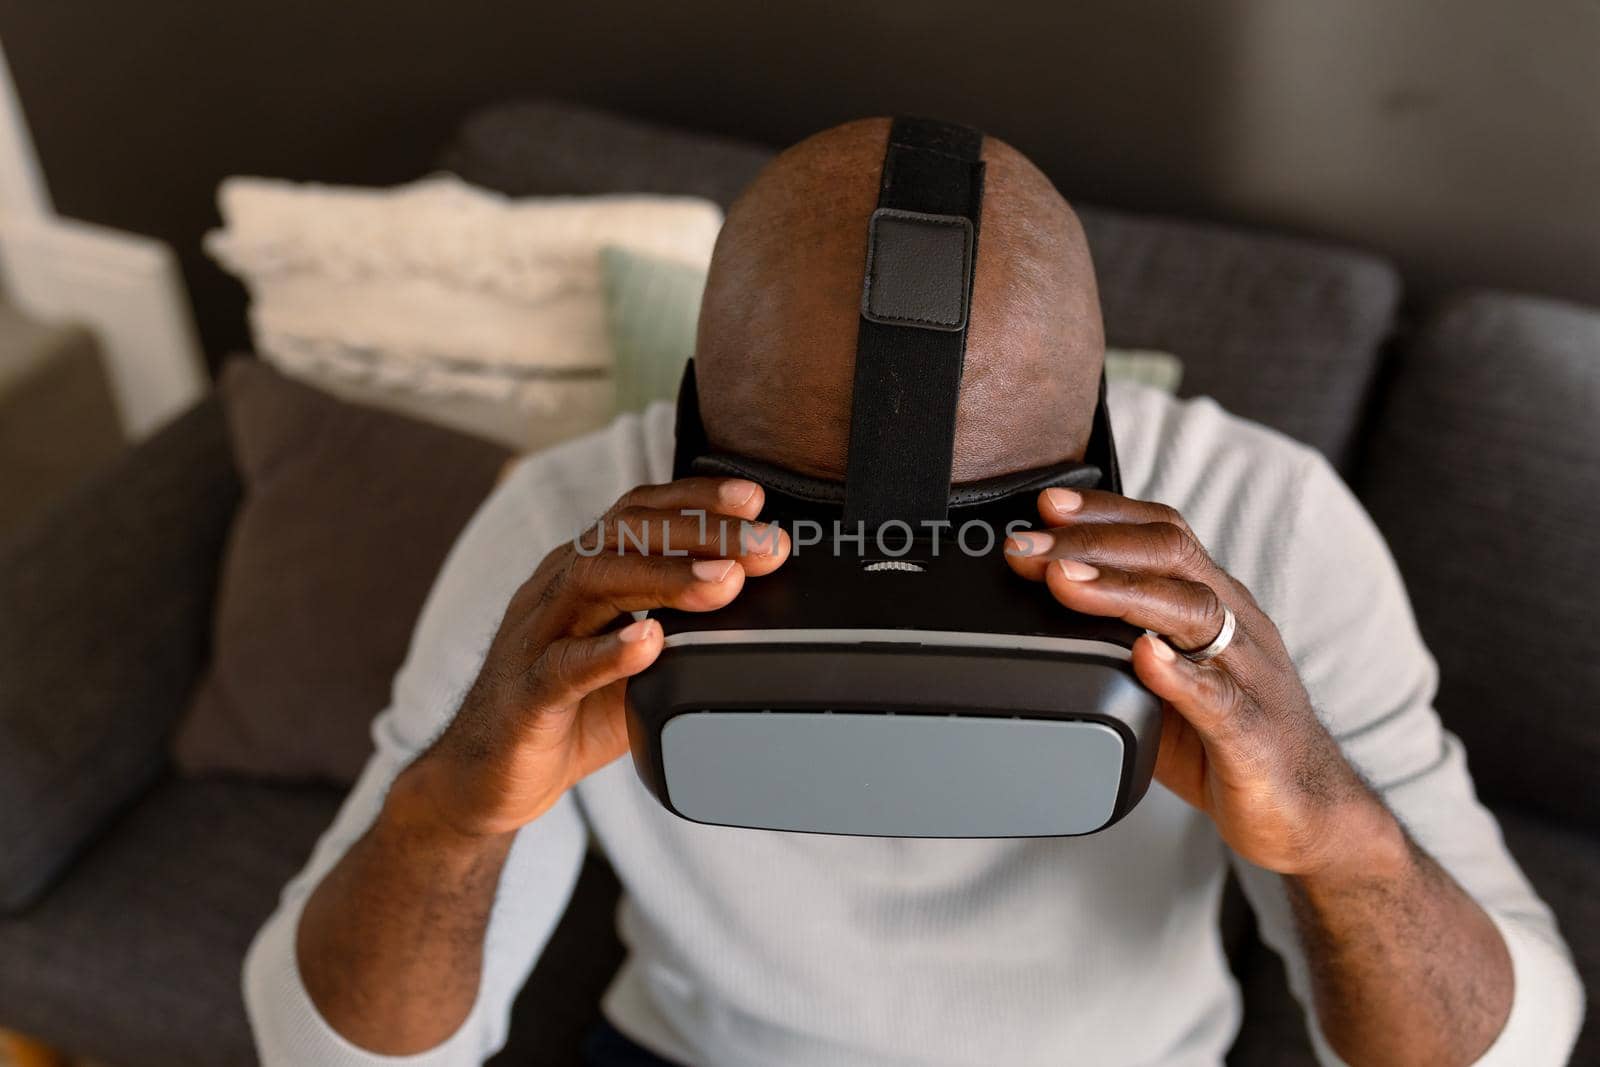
[625,117,1161,838]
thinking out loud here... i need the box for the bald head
[695,118,1104,483]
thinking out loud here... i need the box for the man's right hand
[295,476,785,1056]
[392,477,788,841]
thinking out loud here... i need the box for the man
[245,120,1582,1066]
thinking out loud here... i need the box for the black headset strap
[1086,369,1122,494]
[843,117,986,529]
[671,358,710,480]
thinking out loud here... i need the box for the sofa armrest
[0,395,240,911]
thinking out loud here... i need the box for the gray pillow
[601,245,708,415]
[1359,292,1600,826]
[442,100,1400,464]
[176,359,510,785]
[1077,208,1398,465]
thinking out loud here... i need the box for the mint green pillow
[600,246,1183,413]
[1104,348,1183,393]
[600,246,707,415]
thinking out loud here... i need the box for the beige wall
[673,0,1600,306]
[1207,0,1599,303]
[2,0,1594,359]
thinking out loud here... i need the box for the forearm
[1286,801,1513,1067]
[296,762,516,1055]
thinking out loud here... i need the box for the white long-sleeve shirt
[244,382,1584,1066]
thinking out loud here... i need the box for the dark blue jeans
[582,1020,684,1067]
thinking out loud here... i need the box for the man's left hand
[1006,486,1405,877]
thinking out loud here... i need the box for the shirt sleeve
[242,470,591,1067]
[1228,451,1584,1066]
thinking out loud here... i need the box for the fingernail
[1055,558,1099,582]
[718,479,759,508]
[618,618,655,643]
[1147,633,1175,662]
[692,559,737,583]
[1007,531,1052,556]
[1045,488,1082,514]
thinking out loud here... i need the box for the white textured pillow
[205,175,722,450]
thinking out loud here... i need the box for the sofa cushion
[0,776,626,1067]
[0,398,240,912]
[0,778,343,1067]
[441,100,1399,464]
[176,359,510,785]
[1359,293,1600,825]
[440,99,772,210]
[1078,208,1397,464]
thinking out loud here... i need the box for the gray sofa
[1,103,1594,1066]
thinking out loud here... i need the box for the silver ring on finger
[1183,603,1237,663]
